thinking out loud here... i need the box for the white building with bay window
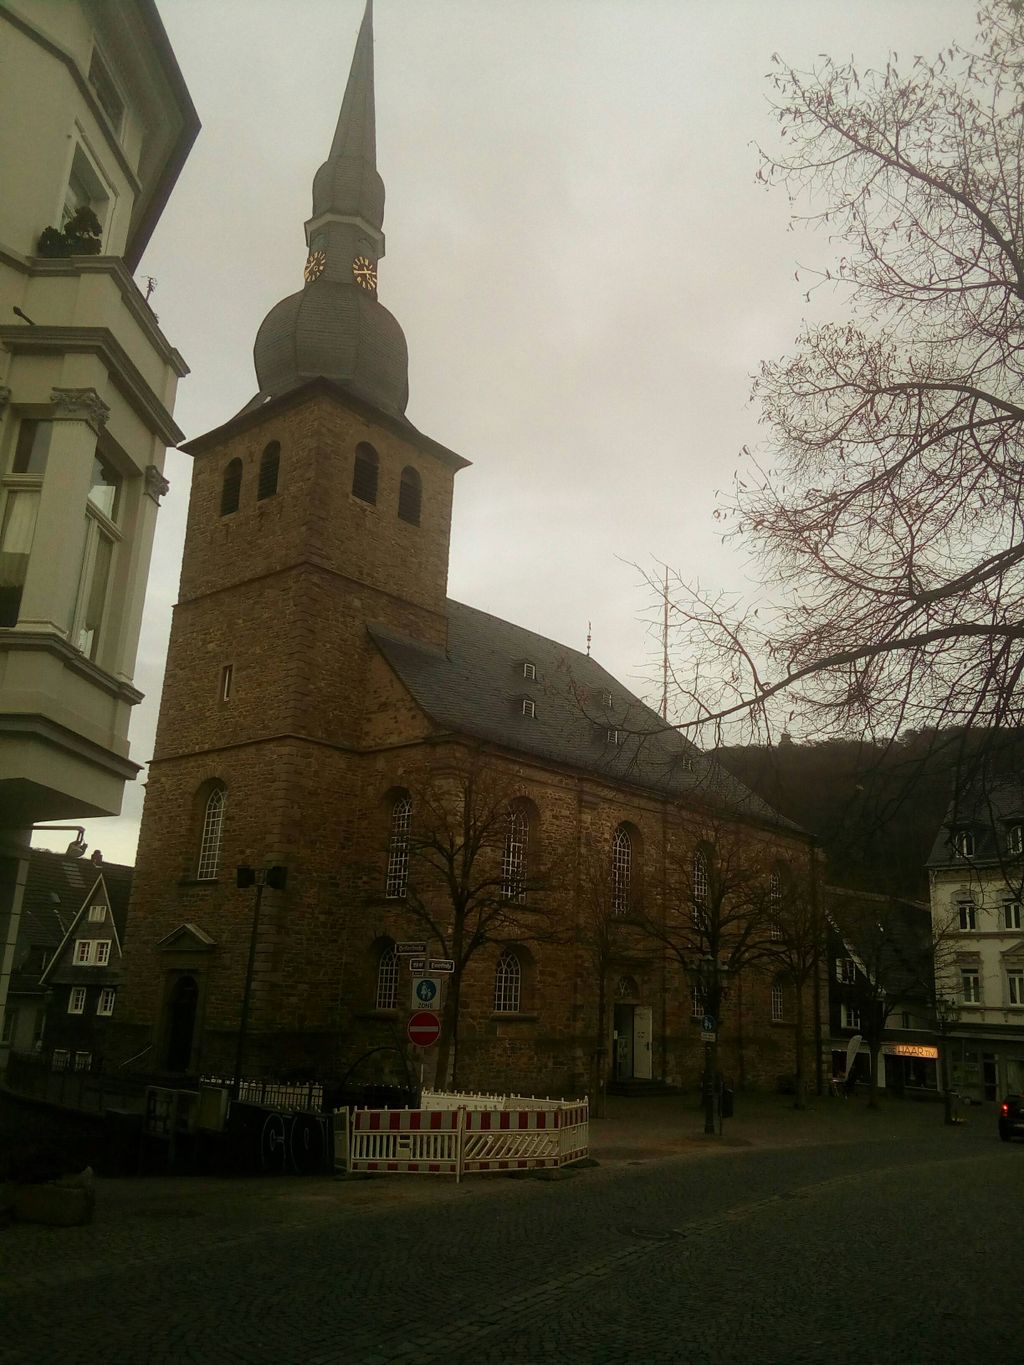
[928,783,1024,1104]
[0,0,199,1063]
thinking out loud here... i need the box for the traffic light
[266,865,288,891]
[236,866,256,889]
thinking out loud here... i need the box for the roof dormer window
[607,728,620,746]
[521,698,536,719]
[1008,825,1023,857]
[953,829,975,859]
[522,661,537,681]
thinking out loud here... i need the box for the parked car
[998,1095,1024,1141]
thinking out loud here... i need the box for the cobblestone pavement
[1,1096,1019,1364]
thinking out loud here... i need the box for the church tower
[117,1,468,1075]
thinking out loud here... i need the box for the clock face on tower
[352,255,378,292]
[303,250,326,283]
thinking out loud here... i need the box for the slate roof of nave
[369,599,802,835]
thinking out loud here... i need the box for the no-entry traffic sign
[407,1010,442,1048]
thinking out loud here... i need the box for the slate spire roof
[329,0,376,165]
[250,0,410,420]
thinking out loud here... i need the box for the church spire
[250,0,409,418]
[330,0,375,164]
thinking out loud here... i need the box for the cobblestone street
[2,1096,1019,1363]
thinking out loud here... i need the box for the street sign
[395,941,427,956]
[702,1015,716,1033]
[700,1030,717,1043]
[407,1010,442,1048]
[428,958,455,973]
[411,976,442,1010]
[408,957,428,972]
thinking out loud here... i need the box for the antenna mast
[660,567,669,722]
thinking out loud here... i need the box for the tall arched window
[220,459,242,516]
[494,950,522,1013]
[611,825,631,915]
[398,466,421,525]
[502,806,529,902]
[257,441,280,500]
[352,442,379,504]
[385,795,412,898]
[771,976,785,1023]
[375,946,399,1010]
[769,869,783,940]
[692,849,709,931]
[197,788,226,880]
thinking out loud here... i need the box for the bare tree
[399,757,554,1088]
[654,3,1024,750]
[763,859,825,1110]
[635,815,781,1134]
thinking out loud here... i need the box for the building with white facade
[928,782,1024,1103]
[0,0,198,1061]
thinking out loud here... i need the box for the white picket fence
[333,1094,589,1183]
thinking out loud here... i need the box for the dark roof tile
[370,600,800,833]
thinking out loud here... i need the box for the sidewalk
[587,1089,976,1166]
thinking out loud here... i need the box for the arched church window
[398,466,421,526]
[257,442,280,500]
[494,950,522,1014]
[220,459,242,516]
[769,868,784,940]
[693,849,710,931]
[197,787,226,880]
[502,806,529,903]
[352,443,379,505]
[385,795,412,898]
[375,945,399,1011]
[771,976,786,1023]
[611,826,631,915]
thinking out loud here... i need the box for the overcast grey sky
[37,0,977,865]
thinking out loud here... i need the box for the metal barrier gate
[336,1096,589,1182]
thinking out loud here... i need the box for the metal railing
[200,1077,324,1112]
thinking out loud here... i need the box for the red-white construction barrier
[347,1106,463,1176]
[336,1097,589,1182]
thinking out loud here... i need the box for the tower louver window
[398,466,421,525]
[257,442,280,500]
[220,459,242,516]
[352,443,379,504]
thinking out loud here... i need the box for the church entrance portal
[613,1003,653,1081]
[165,975,198,1072]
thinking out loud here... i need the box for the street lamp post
[935,992,960,1125]
[691,952,728,1136]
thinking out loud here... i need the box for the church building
[116,2,816,1098]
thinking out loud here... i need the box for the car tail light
[1001,1102,1009,1115]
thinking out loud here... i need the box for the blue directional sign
[702,1014,716,1033]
